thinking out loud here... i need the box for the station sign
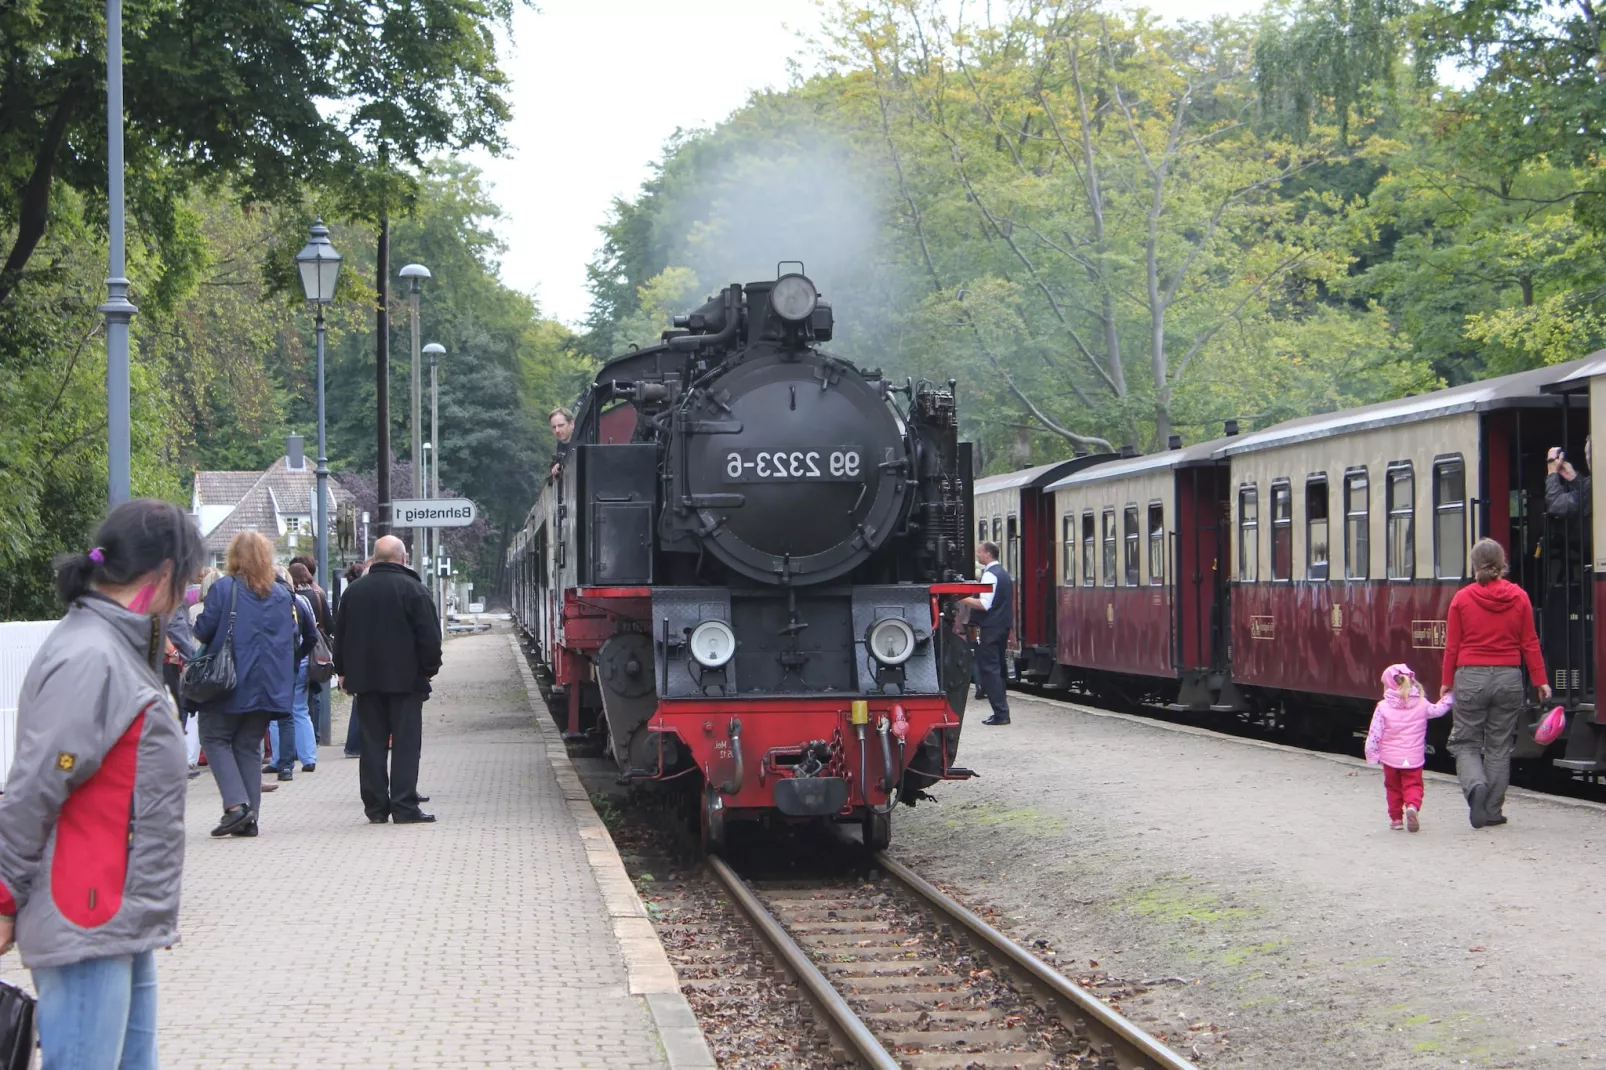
[393,498,477,528]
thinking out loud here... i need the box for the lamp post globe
[295,219,341,744]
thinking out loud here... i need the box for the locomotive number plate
[722,447,865,482]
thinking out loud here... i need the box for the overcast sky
[472,0,1263,328]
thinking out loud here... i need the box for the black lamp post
[295,219,342,742]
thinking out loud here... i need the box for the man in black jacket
[333,535,443,824]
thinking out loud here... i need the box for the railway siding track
[708,854,1197,1070]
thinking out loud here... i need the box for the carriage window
[1270,481,1292,582]
[1307,475,1330,581]
[1344,469,1369,579]
[1123,505,1140,585]
[992,517,1003,548]
[1101,508,1117,586]
[1081,512,1096,586]
[1434,457,1466,580]
[1238,485,1259,582]
[1386,463,1415,580]
[1148,501,1165,585]
[1006,515,1019,579]
[1062,516,1075,585]
[977,519,987,544]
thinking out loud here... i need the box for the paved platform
[894,693,1606,1069]
[65,627,709,1070]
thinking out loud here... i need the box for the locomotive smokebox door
[576,443,657,585]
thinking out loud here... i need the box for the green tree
[0,0,521,305]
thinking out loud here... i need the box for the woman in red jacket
[1441,538,1551,829]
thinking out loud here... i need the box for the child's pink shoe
[1389,818,1404,830]
[1404,805,1419,833]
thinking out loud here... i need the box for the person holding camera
[1547,441,1590,519]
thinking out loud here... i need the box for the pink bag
[1534,705,1567,746]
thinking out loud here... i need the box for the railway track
[704,851,1197,1070]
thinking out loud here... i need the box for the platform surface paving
[144,628,668,1070]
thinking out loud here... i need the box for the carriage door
[1535,396,1593,706]
[1006,514,1021,653]
[1176,462,1230,675]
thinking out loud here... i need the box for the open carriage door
[1534,369,1601,772]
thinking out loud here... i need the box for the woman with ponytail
[0,498,203,1069]
[1442,538,1550,829]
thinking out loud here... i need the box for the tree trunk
[0,87,80,306]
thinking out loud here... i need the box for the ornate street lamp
[295,219,342,743]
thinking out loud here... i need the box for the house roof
[196,457,353,553]
[194,470,262,506]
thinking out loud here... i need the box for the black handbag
[181,578,238,704]
[0,977,35,1070]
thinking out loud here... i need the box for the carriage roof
[1218,356,1592,457]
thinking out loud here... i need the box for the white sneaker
[1404,805,1420,833]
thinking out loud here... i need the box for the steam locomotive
[506,271,981,849]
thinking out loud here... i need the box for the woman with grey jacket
[0,498,203,1070]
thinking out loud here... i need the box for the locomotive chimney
[1224,419,1240,437]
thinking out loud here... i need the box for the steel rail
[705,855,901,1070]
[876,854,1200,1070]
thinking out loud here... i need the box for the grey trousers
[199,711,273,815]
[1448,666,1525,816]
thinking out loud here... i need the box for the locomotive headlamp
[689,619,737,668]
[866,617,917,666]
[770,274,819,322]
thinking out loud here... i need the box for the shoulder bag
[299,588,337,684]
[181,578,239,704]
[0,974,33,1070]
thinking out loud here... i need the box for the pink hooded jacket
[1365,663,1453,769]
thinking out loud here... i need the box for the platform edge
[508,636,718,1070]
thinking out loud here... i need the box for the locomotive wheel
[862,808,891,852]
[700,785,727,854]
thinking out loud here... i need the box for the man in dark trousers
[333,535,443,824]
[961,541,1014,726]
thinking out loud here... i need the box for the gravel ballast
[890,695,1606,1069]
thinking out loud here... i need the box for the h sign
[392,499,476,528]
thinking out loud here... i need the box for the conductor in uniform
[961,541,1013,726]
[334,535,443,823]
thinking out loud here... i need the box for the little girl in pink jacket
[1365,663,1453,832]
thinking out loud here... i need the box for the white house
[192,436,352,569]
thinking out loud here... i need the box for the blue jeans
[33,949,158,1069]
[271,660,318,769]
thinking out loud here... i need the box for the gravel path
[890,695,1606,1069]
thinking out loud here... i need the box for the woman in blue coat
[193,531,314,837]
